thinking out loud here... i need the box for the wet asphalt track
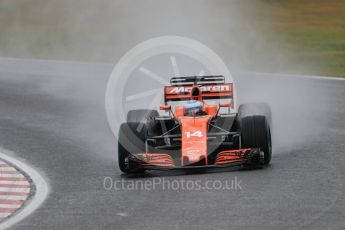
[0,58,344,230]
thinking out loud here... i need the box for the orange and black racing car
[118,75,272,173]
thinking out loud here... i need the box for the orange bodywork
[137,153,175,167]
[214,149,252,165]
[178,116,212,166]
[135,81,252,168]
[175,106,185,117]
[204,105,217,116]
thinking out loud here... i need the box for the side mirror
[160,104,171,111]
[219,102,232,108]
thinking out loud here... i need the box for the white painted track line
[0,195,27,200]
[0,181,30,185]
[0,167,19,171]
[0,204,21,209]
[0,213,12,218]
[0,175,25,178]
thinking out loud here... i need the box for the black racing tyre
[126,109,159,123]
[240,115,272,165]
[118,122,147,173]
[238,103,271,125]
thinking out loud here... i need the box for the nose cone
[179,116,210,166]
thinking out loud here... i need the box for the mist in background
[0,0,309,74]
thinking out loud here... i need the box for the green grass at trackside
[246,0,345,77]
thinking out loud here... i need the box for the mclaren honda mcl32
[118,75,272,173]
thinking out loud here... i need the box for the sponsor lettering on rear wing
[164,83,233,102]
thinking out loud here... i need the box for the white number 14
[186,131,203,138]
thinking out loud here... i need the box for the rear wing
[164,75,233,103]
[170,75,225,86]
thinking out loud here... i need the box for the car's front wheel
[240,115,272,165]
[118,122,147,173]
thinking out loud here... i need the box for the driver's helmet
[185,100,203,116]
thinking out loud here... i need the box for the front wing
[127,148,263,171]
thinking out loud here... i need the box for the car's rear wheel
[240,115,272,165]
[118,122,147,173]
[238,103,271,125]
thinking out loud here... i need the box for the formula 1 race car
[118,75,272,173]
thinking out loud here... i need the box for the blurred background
[1,0,344,77]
